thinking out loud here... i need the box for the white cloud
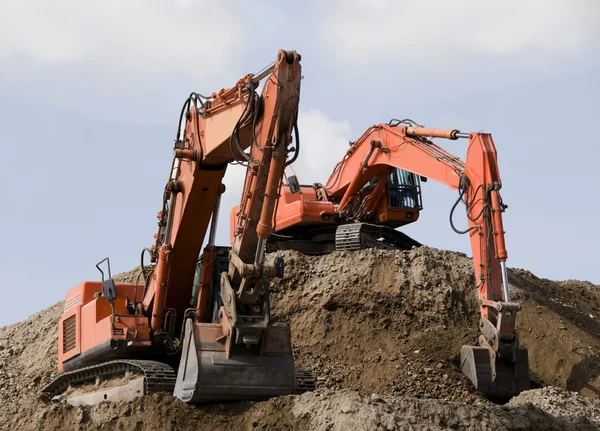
[0,0,245,79]
[320,0,600,71]
[287,108,352,185]
[214,108,351,244]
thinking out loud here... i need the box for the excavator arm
[326,124,506,311]
[141,50,300,334]
[324,121,529,399]
[153,50,304,402]
[227,48,301,308]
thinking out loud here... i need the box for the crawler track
[40,359,176,402]
[335,223,421,251]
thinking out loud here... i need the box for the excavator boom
[174,49,305,402]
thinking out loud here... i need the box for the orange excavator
[230,119,530,399]
[42,50,315,404]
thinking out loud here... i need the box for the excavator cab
[386,168,423,210]
[361,168,423,228]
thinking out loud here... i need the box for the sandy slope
[1,247,599,430]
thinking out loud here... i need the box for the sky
[0,0,599,326]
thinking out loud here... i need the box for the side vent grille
[113,328,124,336]
[62,315,77,353]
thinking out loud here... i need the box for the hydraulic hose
[285,110,300,167]
[449,188,477,235]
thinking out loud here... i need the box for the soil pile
[0,303,62,421]
[9,389,600,431]
[509,268,600,396]
[509,386,600,427]
[268,247,481,401]
[1,247,600,430]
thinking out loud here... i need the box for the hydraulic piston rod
[406,127,469,140]
[500,261,510,302]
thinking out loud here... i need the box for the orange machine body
[54,49,304,400]
[58,282,149,373]
[230,176,421,244]
[277,184,420,230]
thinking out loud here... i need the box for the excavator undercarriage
[267,223,422,255]
[42,333,314,406]
[41,360,176,404]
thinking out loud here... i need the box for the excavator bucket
[460,345,530,400]
[174,319,298,403]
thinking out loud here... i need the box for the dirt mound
[2,246,600,430]
[10,389,600,431]
[269,247,481,401]
[0,302,62,422]
[292,389,599,430]
[111,266,151,284]
[508,268,600,397]
[19,394,307,431]
[509,386,600,427]
[267,247,600,401]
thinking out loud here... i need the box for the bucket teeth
[295,369,316,394]
[460,345,530,401]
